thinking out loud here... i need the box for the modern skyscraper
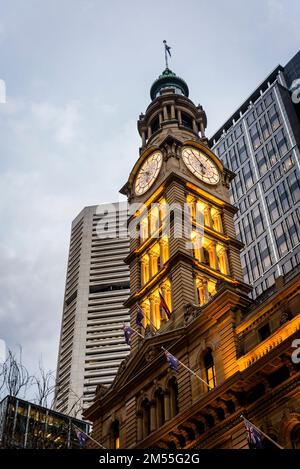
[210,51,300,298]
[85,60,300,450]
[55,203,130,417]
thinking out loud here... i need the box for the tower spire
[163,40,171,69]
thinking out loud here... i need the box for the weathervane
[163,40,172,69]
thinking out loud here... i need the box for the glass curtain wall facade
[210,51,300,298]
[0,395,89,449]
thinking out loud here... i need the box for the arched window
[140,216,149,243]
[169,377,179,418]
[291,425,300,449]
[204,348,216,390]
[112,419,120,449]
[150,205,160,234]
[151,116,160,134]
[141,399,151,439]
[155,389,165,427]
[181,112,193,130]
[203,247,210,265]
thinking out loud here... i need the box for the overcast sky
[0,0,299,379]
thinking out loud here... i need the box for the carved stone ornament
[145,346,157,363]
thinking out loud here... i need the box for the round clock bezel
[134,150,163,196]
[182,146,220,185]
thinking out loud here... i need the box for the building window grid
[212,82,300,290]
[274,221,289,257]
[213,79,279,152]
[225,138,293,207]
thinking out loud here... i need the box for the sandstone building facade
[85,67,300,449]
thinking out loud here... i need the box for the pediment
[109,328,185,392]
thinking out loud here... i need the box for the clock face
[135,151,163,196]
[182,146,220,184]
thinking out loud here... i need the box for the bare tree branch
[0,346,32,400]
[32,359,56,408]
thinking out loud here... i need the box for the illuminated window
[150,205,160,234]
[140,217,149,243]
[204,349,216,390]
[152,295,161,329]
[196,277,217,306]
[160,236,169,264]
[141,300,150,328]
[112,420,120,449]
[159,198,167,222]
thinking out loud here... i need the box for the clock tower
[85,66,256,448]
[119,66,251,354]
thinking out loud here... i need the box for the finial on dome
[163,40,172,69]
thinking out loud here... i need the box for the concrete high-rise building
[55,203,130,417]
[210,51,300,298]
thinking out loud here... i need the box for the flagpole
[72,422,106,449]
[240,415,284,449]
[161,346,211,390]
[133,327,144,339]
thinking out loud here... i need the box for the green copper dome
[150,68,189,101]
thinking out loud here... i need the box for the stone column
[143,302,151,329]
[192,119,198,134]
[193,234,204,262]
[199,120,205,138]
[141,257,147,285]
[177,109,182,125]
[213,208,223,233]
[198,278,209,305]
[163,105,168,121]
[149,251,159,277]
[142,130,146,147]
[223,248,230,275]
[159,238,168,264]
[149,294,158,329]
[202,279,210,304]
[209,241,219,271]
[171,104,176,119]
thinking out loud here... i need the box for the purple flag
[123,325,134,345]
[244,420,264,449]
[136,304,144,328]
[164,351,179,372]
